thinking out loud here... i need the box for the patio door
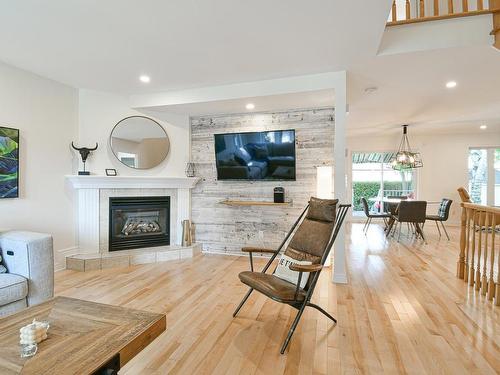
[468,147,500,206]
[351,152,416,215]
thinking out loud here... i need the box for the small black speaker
[274,187,285,203]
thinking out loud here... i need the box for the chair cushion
[239,271,306,302]
[307,197,338,222]
[288,218,334,259]
[0,273,28,306]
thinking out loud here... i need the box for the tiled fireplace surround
[64,176,201,271]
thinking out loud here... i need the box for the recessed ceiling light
[480,125,487,130]
[139,75,151,83]
[446,81,457,88]
[364,87,378,94]
[246,103,255,110]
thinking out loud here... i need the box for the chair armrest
[289,264,323,272]
[0,231,54,306]
[241,247,277,254]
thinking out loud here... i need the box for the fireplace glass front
[109,196,170,251]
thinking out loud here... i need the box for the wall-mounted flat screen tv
[0,126,19,198]
[214,130,296,180]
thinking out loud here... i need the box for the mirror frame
[110,115,169,170]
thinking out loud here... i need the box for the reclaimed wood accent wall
[190,108,335,254]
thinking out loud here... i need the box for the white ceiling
[0,0,499,137]
[0,0,391,93]
[347,45,500,136]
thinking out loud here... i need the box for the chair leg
[440,221,450,240]
[280,302,308,354]
[307,302,337,323]
[398,222,402,242]
[233,288,253,317]
[363,218,368,232]
[435,220,441,237]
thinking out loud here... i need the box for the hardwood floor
[55,224,499,374]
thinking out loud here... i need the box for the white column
[332,72,348,284]
[77,188,100,252]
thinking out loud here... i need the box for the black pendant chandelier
[390,125,423,171]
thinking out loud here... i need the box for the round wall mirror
[110,116,170,169]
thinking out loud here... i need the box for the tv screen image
[214,130,296,180]
[0,126,19,198]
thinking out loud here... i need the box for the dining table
[367,197,440,239]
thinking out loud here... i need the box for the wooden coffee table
[0,296,166,374]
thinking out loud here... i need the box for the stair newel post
[469,210,477,287]
[457,203,467,279]
[487,213,496,300]
[475,211,483,291]
[481,212,489,295]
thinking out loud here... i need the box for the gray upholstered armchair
[0,231,54,316]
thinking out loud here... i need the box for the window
[468,147,500,206]
[351,152,416,215]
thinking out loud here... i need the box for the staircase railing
[388,0,498,25]
[457,202,499,305]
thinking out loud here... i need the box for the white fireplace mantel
[65,175,200,190]
[65,175,200,253]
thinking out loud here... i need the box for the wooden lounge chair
[232,197,350,354]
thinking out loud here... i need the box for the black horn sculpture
[71,142,98,175]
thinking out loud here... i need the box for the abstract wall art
[0,126,19,198]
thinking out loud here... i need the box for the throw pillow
[274,254,311,288]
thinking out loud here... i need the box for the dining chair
[387,200,427,242]
[384,195,407,214]
[425,199,452,240]
[233,197,350,354]
[361,197,391,233]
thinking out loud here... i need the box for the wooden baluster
[462,0,469,12]
[406,0,411,19]
[481,212,489,295]
[434,0,440,15]
[475,211,483,291]
[392,1,397,22]
[419,0,425,17]
[458,204,467,278]
[464,208,471,283]
[469,210,477,286]
[448,0,454,13]
[496,223,500,306]
[477,0,484,10]
[487,214,496,300]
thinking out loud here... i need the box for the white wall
[347,131,500,225]
[78,89,189,177]
[0,62,78,268]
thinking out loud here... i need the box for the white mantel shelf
[65,175,200,189]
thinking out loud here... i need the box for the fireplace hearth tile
[66,243,202,272]
[130,253,157,265]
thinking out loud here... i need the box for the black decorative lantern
[185,162,195,177]
[390,125,423,171]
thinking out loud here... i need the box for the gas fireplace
[109,196,170,251]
